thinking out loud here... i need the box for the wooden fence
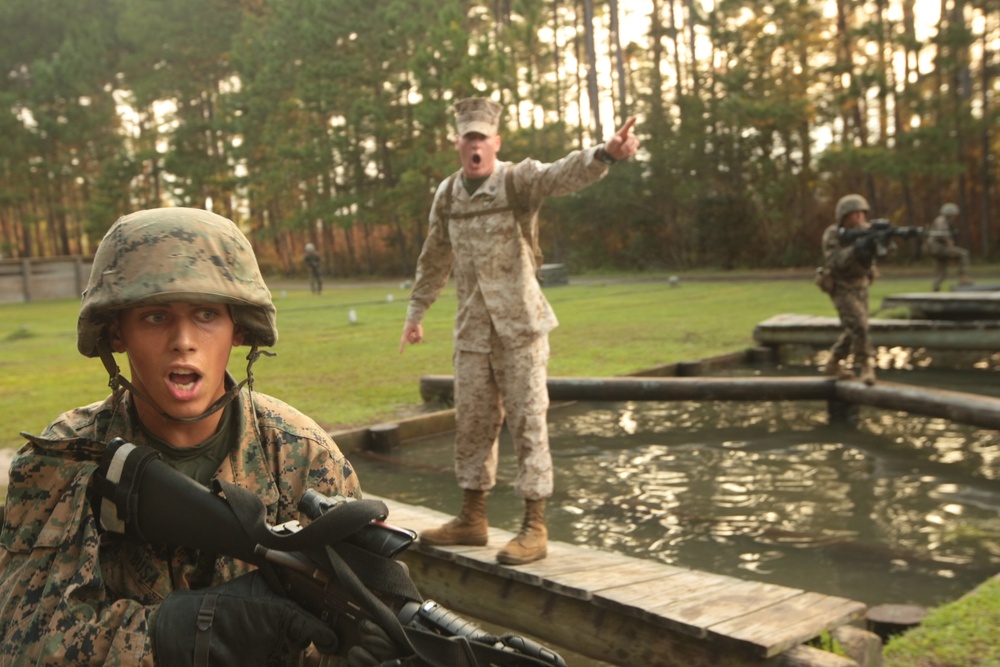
[0,257,92,304]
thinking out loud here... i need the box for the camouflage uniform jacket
[821,223,877,288]
[927,214,956,255]
[406,148,609,352]
[0,387,360,666]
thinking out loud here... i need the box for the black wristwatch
[596,146,617,165]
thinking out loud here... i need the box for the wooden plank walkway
[753,313,1000,350]
[880,291,1000,319]
[368,494,866,666]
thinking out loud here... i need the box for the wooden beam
[419,374,1000,431]
[420,375,837,404]
[835,381,1000,430]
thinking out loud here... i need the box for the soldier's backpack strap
[440,171,461,223]
[441,166,543,276]
[504,166,544,274]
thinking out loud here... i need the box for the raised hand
[604,116,639,161]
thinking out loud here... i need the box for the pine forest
[1,0,998,275]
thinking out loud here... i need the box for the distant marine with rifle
[815,194,925,385]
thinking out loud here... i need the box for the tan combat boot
[858,359,876,386]
[496,498,548,565]
[822,357,854,380]
[419,489,488,546]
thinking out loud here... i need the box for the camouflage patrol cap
[835,194,870,224]
[78,207,277,358]
[940,202,959,216]
[454,97,502,137]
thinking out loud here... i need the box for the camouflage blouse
[0,388,360,666]
[822,222,878,287]
[406,148,609,352]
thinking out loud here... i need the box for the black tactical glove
[347,619,408,667]
[152,571,339,665]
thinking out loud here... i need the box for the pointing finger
[617,116,637,139]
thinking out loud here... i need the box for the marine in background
[926,202,973,292]
[304,242,323,295]
[819,194,878,385]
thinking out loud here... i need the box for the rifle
[92,438,566,667]
[838,218,924,254]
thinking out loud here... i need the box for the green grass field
[0,269,941,452]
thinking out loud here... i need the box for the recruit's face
[111,302,243,441]
[456,131,502,179]
[842,210,868,229]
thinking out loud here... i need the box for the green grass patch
[883,575,1000,667]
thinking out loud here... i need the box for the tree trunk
[582,0,602,141]
[608,0,628,124]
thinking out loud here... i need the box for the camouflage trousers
[452,331,553,500]
[931,247,969,291]
[828,283,873,366]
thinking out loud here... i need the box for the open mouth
[169,370,201,392]
[472,154,482,165]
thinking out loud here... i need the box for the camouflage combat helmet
[78,207,276,358]
[79,207,277,359]
[835,194,870,224]
[940,202,959,216]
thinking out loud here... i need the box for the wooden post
[419,376,454,405]
[748,346,776,364]
[827,398,860,425]
[75,256,86,297]
[676,361,703,376]
[20,258,31,303]
[865,604,927,641]
[368,422,400,454]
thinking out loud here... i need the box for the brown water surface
[353,363,1000,611]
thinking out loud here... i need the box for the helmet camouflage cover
[78,207,277,358]
[835,194,870,224]
[940,202,959,216]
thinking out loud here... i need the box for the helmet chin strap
[96,340,275,424]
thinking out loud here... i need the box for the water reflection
[352,367,1000,610]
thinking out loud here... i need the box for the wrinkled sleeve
[406,182,455,325]
[0,446,156,666]
[823,225,856,271]
[512,146,609,213]
[822,224,874,283]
